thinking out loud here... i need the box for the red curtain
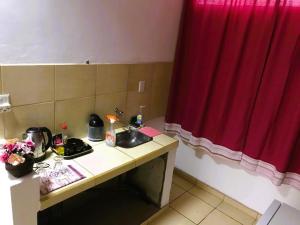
[166,0,300,188]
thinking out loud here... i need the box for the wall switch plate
[138,80,145,93]
[0,94,11,113]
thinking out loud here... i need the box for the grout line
[54,66,56,132]
[10,100,55,108]
[173,174,256,225]
[95,90,128,97]
[93,65,98,114]
[1,66,6,139]
[9,96,97,111]
[95,64,98,97]
[217,200,257,224]
[175,171,259,218]
[169,205,199,225]
[169,183,188,203]
[187,188,223,209]
[197,209,215,225]
[215,209,244,225]
[172,179,195,192]
[123,65,129,120]
[54,95,96,103]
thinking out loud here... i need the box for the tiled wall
[0,63,173,139]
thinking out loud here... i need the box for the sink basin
[116,130,153,148]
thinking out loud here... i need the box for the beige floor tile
[189,186,223,207]
[170,183,186,202]
[200,210,241,225]
[174,169,198,185]
[224,197,258,218]
[218,202,256,225]
[173,174,194,191]
[170,192,214,224]
[196,181,225,199]
[149,208,195,225]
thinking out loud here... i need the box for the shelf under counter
[40,133,178,211]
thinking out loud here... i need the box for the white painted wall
[147,117,300,214]
[0,0,183,64]
[7,0,300,215]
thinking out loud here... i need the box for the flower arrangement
[105,114,118,123]
[0,139,35,166]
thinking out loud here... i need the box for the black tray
[52,138,93,160]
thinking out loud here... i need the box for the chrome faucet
[114,107,124,118]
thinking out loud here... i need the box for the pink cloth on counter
[139,127,161,137]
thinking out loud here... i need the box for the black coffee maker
[88,114,104,142]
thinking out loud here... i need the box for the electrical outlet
[0,94,11,113]
[138,81,145,93]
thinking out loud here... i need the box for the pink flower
[3,143,16,152]
[0,140,35,164]
[0,152,9,163]
[25,141,35,148]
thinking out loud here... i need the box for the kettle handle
[41,127,52,151]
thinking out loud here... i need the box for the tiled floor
[142,173,260,225]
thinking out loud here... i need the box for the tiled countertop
[39,132,178,210]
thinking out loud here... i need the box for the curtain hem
[165,122,300,190]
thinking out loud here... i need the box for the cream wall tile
[95,92,126,120]
[55,65,96,100]
[170,192,214,224]
[127,63,154,92]
[189,187,223,207]
[2,65,54,106]
[152,62,172,87]
[0,115,4,139]
[0,70,3,138]
[96,64,129,95]
[150,63,173,118]
[217,201,256,225]
[0,66,2,93]
[200,210,241,225]
[55,97,95,138]
[126,91,151,121]
[4,103,54,139]
[149,208,195,225]
[151,63,172,118]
